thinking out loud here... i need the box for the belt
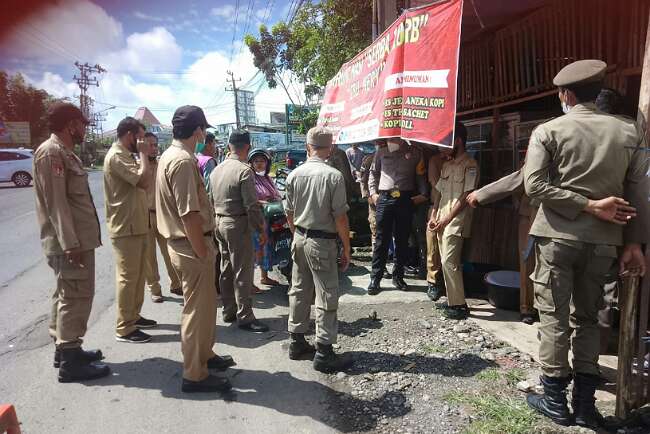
[379,189,413,199]
[216,213,246,217]
[295,226,337,239]
[149,209,156,213]
[203,231,212,237]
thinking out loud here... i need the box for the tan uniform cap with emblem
[553,59,607,87]
[306,126,333,148]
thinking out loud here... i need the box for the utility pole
[225,70,242,128]
[73,62,106,156]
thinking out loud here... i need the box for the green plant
[476,369,501,383]
[419,343,446,354]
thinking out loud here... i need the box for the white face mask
[387,141,400,153]
[561,101,572,114]
[255,171,265,176]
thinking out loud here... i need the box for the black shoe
[54,347,103,368]
[222,312,236,323]
[207,355,236,371]
[520,312,537,325]
[135,317,157,329]
[313,343,353,373]
[170,287,183,296]
[527,375,572,426]
[427,283,443,301]
[238,320,269,333]
[289,333,316,360]
[382,267,392,279]
[58,348,110,383]
[182,375,232,393]
[392,276,409,291]
[443,304,470,320]
[367,276,381,295]
[572,373,606,429]
[116,329,152,343]
[404,266,419,276]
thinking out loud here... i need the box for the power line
[225,70,243,128]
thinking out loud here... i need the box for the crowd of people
[33,59,649,430]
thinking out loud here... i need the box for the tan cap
[553,59,607,87]
[306,126,333,148]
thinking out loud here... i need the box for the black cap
[47,102,89,126]
[172,105,213,129]
[229,129,250,146]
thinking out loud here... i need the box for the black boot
[58,348,110,383]
[392,276,409,291]
[526,375,572,426]
[367,275,382,295]
[572,373,605,429]
[289,333,315,360]
[54,347,103,368]
[426,282,443,301]
[313,343,353,373]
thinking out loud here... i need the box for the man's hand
[339,248,351,272]
[433,215,452,232]
[370,193,379,206]
[411,194,428,205]
[619,243,646,277]
[585,197,637,225]
[427,216,438,231]
[65,249,84,268]
[136,138,148,155]
[466,191,480,208]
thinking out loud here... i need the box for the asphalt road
[0,172,430,433]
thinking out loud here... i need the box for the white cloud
[211,4,238,23]
[133,11,164,22]
[0,0,123,65]
[98,27,183,74]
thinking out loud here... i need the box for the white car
[0,148,34,187]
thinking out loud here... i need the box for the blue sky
[0,0,305,130]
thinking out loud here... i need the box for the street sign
[0,121,31,144]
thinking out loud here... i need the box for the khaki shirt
[524,103,649,246]
[473,169,538,218]
[285,156,349,233]
[428,153,444,204]
[369,145,428,196]
[359,152,375,199]
[435,152,479,237]
[103,142,148,238]
[209,154,263,231]
[145,160,158,212]
[33,134,101,255]
[156,140,215,239]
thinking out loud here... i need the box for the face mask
[255,170,265,176]
[195,142,206,154]
[387,141,400,153]
[561,101,572,114]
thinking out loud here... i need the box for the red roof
[133,107,161,126]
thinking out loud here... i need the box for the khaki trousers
[145,211,181,295]
[426,206,442,284]
[47,250,95,349]
[215,215,255,324]
[111,234,148,337]
[288,231,339,345]
[532,238,615,378]
[517,215,535,315]
[437,231,465,306]
[168,237,217,382]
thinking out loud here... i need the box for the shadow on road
[82,359,409,432]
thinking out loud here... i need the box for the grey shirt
[284,156,349,233]
[209,154,264,231]
[368,145,428,196]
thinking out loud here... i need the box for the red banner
[318,0,463,148]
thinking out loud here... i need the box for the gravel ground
[304,300,650,434]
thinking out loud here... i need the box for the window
[13,152,30,160]
[0,152,11,161]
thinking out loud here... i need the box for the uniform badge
[390,190,401,198]
[51,157,65,177]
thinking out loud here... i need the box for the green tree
[245,0,372,101]
[0,71,61,147]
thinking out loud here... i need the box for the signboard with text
[0,121,31,144]
[318,0,463,147]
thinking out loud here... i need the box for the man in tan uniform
[523,60,648,429]
[104,117,157,343]
[285,126,353,373]
[210,129,269,333]
[34,102,109,382]
[428,122,478,320]
[156,105,234,393]
[143,132,182,303]
[327,143,356,204]
[467,168,538,324]
[425,149,445,299]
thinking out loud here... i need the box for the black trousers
[371,191,414,279]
